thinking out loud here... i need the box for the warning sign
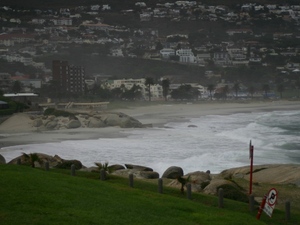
[263,188,278,217]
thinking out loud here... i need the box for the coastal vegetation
[0,164,299,225]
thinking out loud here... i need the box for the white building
[104,78,163,99]
[160,48,175,59]
[176,48,195,63]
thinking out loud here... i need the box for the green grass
[0,164,299,225]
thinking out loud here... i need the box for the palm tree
[262,84,270,98]
[22,153,40,168]
[145,77,154,101]
[12,80,22,93]
[161,79,170,101]
[95,162,110,173]
[222,85,229,100]
[294,80,300,98]
[277,84,285,98]
[177,175,191,194]
[207,84,215,100]
[233,83,240,99]
[247,86,255,99]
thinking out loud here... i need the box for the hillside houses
[0,1,300,97]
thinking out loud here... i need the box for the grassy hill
[0,0,297,8]
[0,164,299,225]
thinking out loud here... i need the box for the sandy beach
[1,100,300,149]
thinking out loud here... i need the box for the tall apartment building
[52,60,85,94]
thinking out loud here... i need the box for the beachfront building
[0,72,12,92]
[104,78,163,100]
[160,48,176,59]
[52,60,85,94]
[176,48,196,63]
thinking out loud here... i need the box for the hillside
[1,164,299,225]
[0,0,297,8]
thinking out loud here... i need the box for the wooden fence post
[129,173,134,188]
[218,188,224,208]
[285,201,291,221]
[158,178,163,194]
[45,161,49,171]
[186,183,192,200]
[100,169,106,180]
[71,164,75,176]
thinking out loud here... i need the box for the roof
[0,100,8,104]
[4,93,38,97]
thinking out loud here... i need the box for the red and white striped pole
[249,140,254,195]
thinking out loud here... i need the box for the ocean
[1,110,300,176]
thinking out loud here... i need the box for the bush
[0,100,24,116]
[218,184,249,203]
[44,108,75,117]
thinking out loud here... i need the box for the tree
[155,42,163,51]
[161,79,170,101]
[176,175,191,194]
[222,85,229,100]
[247,86,255,98]
[277,84,285,98]
[207,84,215,100]
[145,77,154,101]
[233,83,240,99]
[170,85,195,101]
[22,153,40,168]
[11,80,22,93]
[262,84,270,98]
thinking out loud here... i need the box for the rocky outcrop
[112,169,159,179]
[167,171,212,192]
[8,153,83,169]
[220,164,300,187]
[0,154,6,164]
[125,164,153,171]
[30,111,143,131]
[67,120,81,129]
[162,166,184,179]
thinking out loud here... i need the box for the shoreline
[1,100,300,149]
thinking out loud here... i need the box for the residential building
[104,78,163,99]
[50,17,72,26]
[0,73,12,92]
[196,53,211,66]
[52,60,85,94]
[213,52,231,66]
[176,48,195,63]
[160,48,175,59]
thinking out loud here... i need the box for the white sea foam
[1,110,300,175]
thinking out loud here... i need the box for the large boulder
[185,171,212,192]
[8,153,83,169]
[67,120,81,129]
[87,117,105,128]
[44,120,58,129]
[125,164,153,171]
[32,118,43,127]
[103,113,121,126]
[55,159,83,170]
[112,169,159,179]
[108,164,125,172]
[119,117,142,128]
[162,166,184,179]
[204,179,249,202]
[0,154,6,164]
[137,171,159,179]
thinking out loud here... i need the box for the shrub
[218,184,249,203]
[44,108,75,117]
